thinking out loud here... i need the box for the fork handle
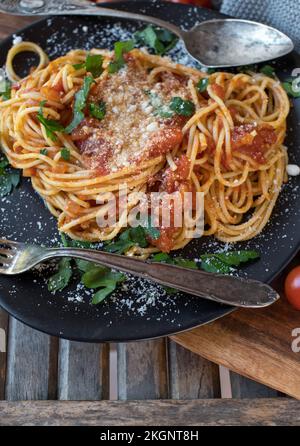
[44,248,279,308]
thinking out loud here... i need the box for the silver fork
[0,238,279,308]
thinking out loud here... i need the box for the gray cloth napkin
[221,0,300,52]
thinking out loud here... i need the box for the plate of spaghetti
[0,1,299,342]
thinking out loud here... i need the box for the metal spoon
[0,0,294,68]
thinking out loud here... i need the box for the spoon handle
[3,0,184,38]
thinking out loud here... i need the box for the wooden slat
[230,372,279,398]
[0,399,300,426]
[5,319,58,400]
[117,340,168,400]
[58,341,109,401]
[0,13,37,41]
[0,310,8,400]
[168,340,221,399]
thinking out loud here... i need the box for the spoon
[0,0,294,67]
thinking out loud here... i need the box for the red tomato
[285,266,300,310]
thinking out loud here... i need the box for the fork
[0,238,279,308]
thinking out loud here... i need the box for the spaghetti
[0,41,290,256]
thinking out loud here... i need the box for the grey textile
[221,0,300,52]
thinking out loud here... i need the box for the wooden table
[1,12,300,427]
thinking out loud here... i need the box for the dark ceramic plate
[0,1,299,342]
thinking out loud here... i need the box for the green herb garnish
[47,234,125,304]
[73,62,86,70]
[85,54,104,78]
[73,54,104,78]
[108,40,135,74]
[145,91,195,118]
[0,170,20,197]
[37,100,64,141]
[259,65,275,78]
[64,76,94,133]
[151,250,260,292]
[152,252,198,269]
[200,250,260,274]
[89,101,106,120]
[104,218,160,255]
[282,80,300,98]
[0,80,11,101]
[134,25,178,55]
[0,155,9,174]
[61,148,70,161]
[82,266,125,305]
[169,97,195,117]
[0,154,20,197]
[40,148,48,156]
[48,257,73,292]
[197,78,209,93]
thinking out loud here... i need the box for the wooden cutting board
[172,253,300,399]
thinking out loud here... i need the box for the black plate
[0,1,299,342]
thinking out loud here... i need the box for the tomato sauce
[148,128,184,158]
[148,155,193,252]
[231,124,277,163]
[211,83,225,101]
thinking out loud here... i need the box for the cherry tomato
[285,266,300,310]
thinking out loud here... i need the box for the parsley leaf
[144,224,160,241]
[104,218,160,254]
[200,250,260,273]
[152,252,171,263]
[145,91,195,118]
[48,257,73,292]
[152,250,259,276]
[48,234,125,304]
[0,170,20,197]
[282,80,300,98]
[92,285,117,305]
[169,97,195,117]
[259,65,275,78]
[73,54,104,78]
[0,80,11,101]
[40,148,48,156]
[61,148,70,161]
[37,100,64,141]
[73,62,86,70]
[89,101,106,120]
[108,40,134,74]
[0,154,21,197]
[197,78,209,93]
[0,155,9,173]
[173,257,199,269]
[134,25,178,55]
[82,266,125,305]
[152,252,198,269]
[85,54,104,78]
[65,76,94,133]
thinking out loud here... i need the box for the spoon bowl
[183,19,295,68]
